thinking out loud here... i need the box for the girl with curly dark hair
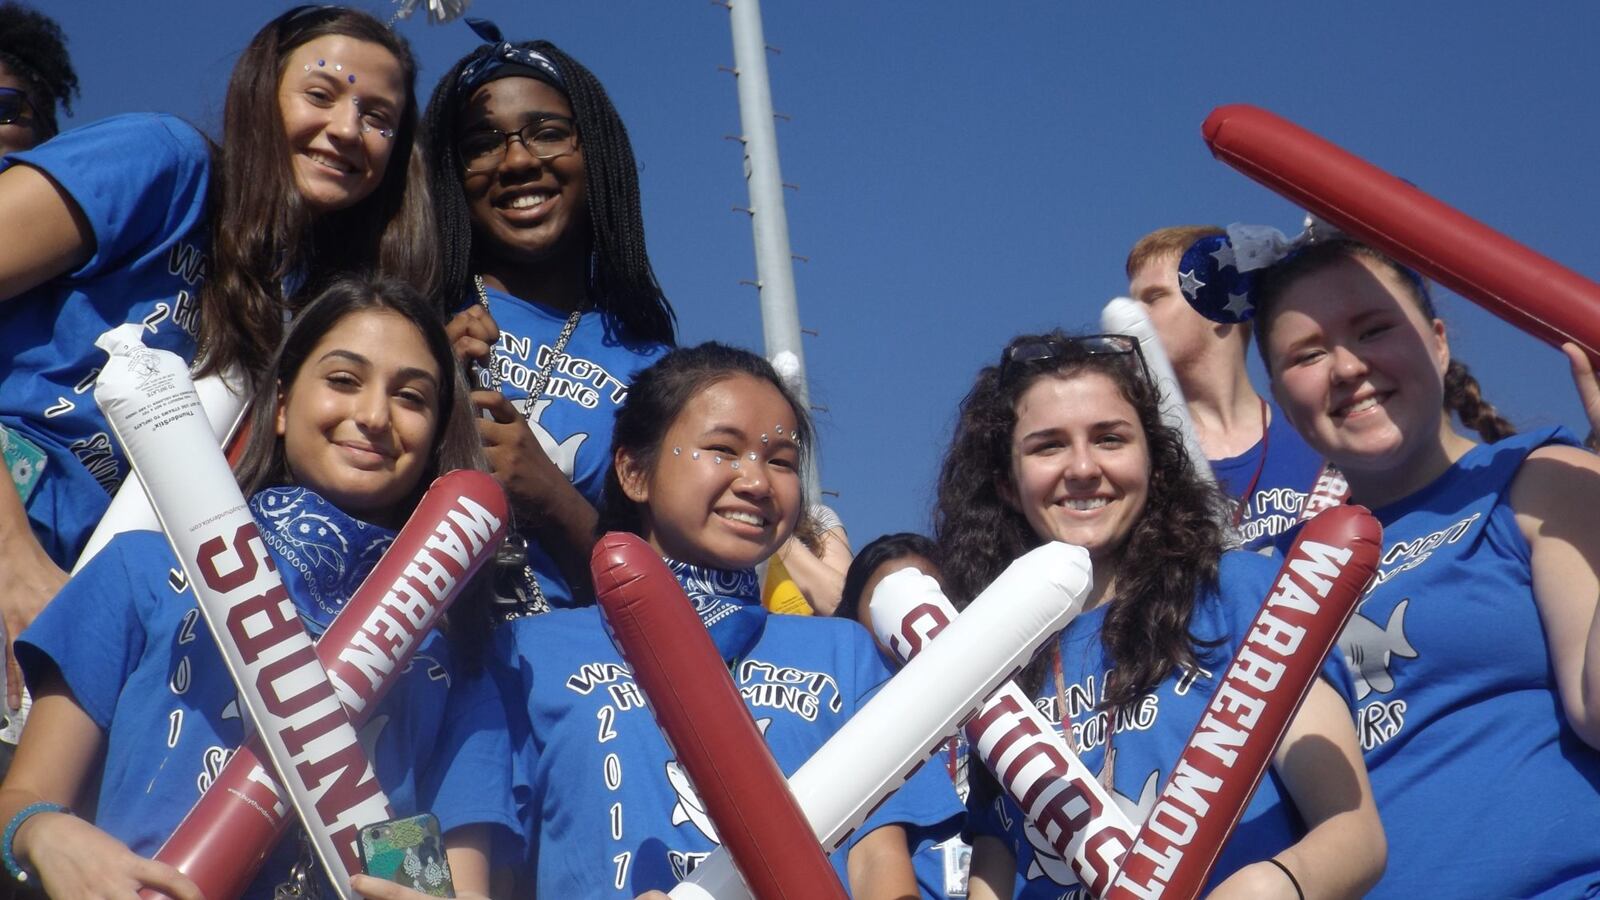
[0,1,79,154]
[937,331,1382,900]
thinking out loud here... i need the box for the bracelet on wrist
[3,801,68,883]
[1265,857,1305,900]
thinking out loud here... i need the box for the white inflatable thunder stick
[1100,298,1214,485]
[94,326,389,900]
[73,367,248,572]
[871,567,1138,898]
[672,542,1092,900]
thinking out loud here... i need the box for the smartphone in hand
[358,812,455,898]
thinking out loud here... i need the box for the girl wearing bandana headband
[493,343,961,898]
[0,276,516,900]
[422,25,675,616]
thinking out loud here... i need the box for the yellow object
[762,554,813,615]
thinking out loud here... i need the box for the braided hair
[0,1,79,140]
[1253,239,1516,443]
[423,40,675,346]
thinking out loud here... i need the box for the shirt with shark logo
[15,528,518,900]
[1323,426,1600,899]
[469,283,668,608]
[496,568,963,897]
[968,550,1352,900]
[1,114,210,568]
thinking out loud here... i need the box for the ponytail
[1443,359,1515,443]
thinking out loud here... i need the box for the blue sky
[42,0,1600,543]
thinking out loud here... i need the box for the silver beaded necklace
[476,275,585,619]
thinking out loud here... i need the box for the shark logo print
[1339,598,1417,702]
[516,396,586,480]
[667,717,772,842]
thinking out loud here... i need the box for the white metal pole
[727,0,810,408]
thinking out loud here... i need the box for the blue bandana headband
[455,18,565,96]
[1177,217,1338,324]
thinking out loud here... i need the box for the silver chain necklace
[476,275,585,620]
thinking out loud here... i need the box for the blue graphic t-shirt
[0,113,211,566]
[16,495,517,899]
[968,551,1353,900]
[1211,404,1325,550]
[1325,427,1600,898]
[496,561,962,896]
[470,284,668,608]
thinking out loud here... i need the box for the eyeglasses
[0,88,33,127]
[998,333,1150,387]
[459,116,578,173]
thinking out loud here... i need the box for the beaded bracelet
[3,801,68,883]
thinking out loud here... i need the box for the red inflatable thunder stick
[143,471,508,900]
[1203,104,1600,362]
[591,533,849,900]
[1104,505,1382,900]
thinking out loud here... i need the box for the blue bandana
[248,487,397,632]
[456,18,565,96]
[665,559,768,664]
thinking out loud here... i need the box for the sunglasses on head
[0,88,32,126]
[998,333,1151,387]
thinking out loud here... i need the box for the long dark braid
[423,41,676,346]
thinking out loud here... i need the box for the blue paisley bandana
[665,559,768,664]
[248,487,397,633]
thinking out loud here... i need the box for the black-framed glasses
[0,88,32,127]
[998,333,1150,387]
[459,116,578,173]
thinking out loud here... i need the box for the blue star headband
[1177,217,1341,324]
[455,18,565,96]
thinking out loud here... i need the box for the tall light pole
[725,0,811,410]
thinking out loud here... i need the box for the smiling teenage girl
[936,332,1383,900]
[424,26,674,615]
[0,276,512,900]
[1252,239,1600,898]
[0,6,433,710]
[496,343,958,898]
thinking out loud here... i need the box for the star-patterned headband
[1177,217,1341,323]
[455,18,565,96]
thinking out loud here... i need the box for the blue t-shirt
[0,113,211,566]
[470,284,668,608]
[15,530,518,900]
[1211,404,1325,550]
[1331,427,1600,898]
[911,739,970,899]
[494,565,962,897]
[968,551,1352,900]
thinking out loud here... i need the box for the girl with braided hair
[1252,238,1600,897]
[422,24,675,616]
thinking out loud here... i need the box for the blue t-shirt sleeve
[15,532,161,728]
[6,114,210,281]
[420,666,524,861]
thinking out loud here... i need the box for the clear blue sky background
[40,0,1600,544]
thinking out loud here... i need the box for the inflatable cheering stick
[144,471,507,900]
[592,533,847,900]
[1101,298,1214,485]
[1106,504,1381,900]
[675,541,1092,899]
[95,325,391,900]
[1204,103,1600,361]
[870,555,1135,898]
